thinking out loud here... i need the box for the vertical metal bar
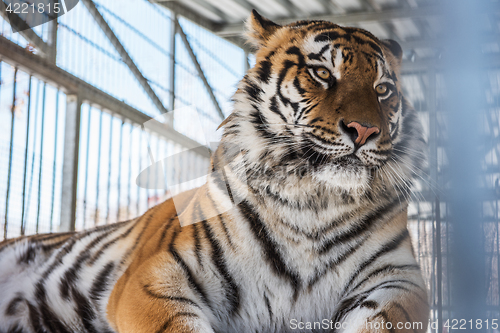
[146,133,152,208]
[444,0,489,325]
[434,197,442,332]
[428,68,442,332]
[244,50,250,72]
[47,7,57,63]
[137,129,142,215]
[20,75,32,236]
[94,109,103,226]
[4,67,17,240]
[127,122,132,219]
[0,62,2,237]
[445,203,451,319]
[49,89,60,232]
[167,13,177,125]
[156,135,160,204]
[82,105,91,228]
[25,80,41,235]
[36,83,47,234]
[497,198,500,315]
[117,118,123,221]
[59,94,82,232]
[106,114,113,224]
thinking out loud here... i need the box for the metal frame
[60,94,82,232]
[0,34,210,232]
[81,0,169,115]
[176,17,225,120]
[0,36,208,153]
[215,5,442,36]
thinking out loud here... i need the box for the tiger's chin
[311,158,371,197]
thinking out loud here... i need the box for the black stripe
[244,79,264,103]
[169,232,211,309]
[308,235,368,288]
[34,281,71,333]
[307,44,330,61]
[156,216,177,251]
[200,213,240,315]
[59,228,118,300]
[269,95,288,122]
[143,284,201,309]
[211,169,235,206]
[89,262,115,303]
[315,31,342,42]
[332,278,427,329]
[316,199,401,254]
[360,300,378,309]
[293,77,306,95]
[263,293,273,319]
[249,108,277,142]
[17,244,36,264]
[238,200,301,300]
[192,221,204,268]
[72,287,98,333]
[295,101,319,122]
[285,46,305,66]
[88,219,139,265]
[304,132,342,146]
[349,264,420,294]
[155,312,199,333]
[40,229,93,280]
[392,302,417,333]
[331,294,369,328]
[5,294,24,316]
[206,191,235,250]
[39,237,74,253]
[27,301,44,333]
[276,60,300,113]
[314,29,383,58]
[211,150,235,205]
[341,229,410,296]
[256,60,272,84]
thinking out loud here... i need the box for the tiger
[0,10,429,333]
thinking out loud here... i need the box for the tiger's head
[218,10,425,203]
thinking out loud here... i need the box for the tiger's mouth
[301,137,364,169]
[301,146,364,170]
[334,155,364,167]
[300,133,387,171]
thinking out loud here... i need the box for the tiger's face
[223,11,423,198]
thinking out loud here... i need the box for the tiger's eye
[376,84,388,95]
[315,67,331,80]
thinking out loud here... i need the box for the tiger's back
[1,11,429,333]
[0,188,198,333]
[0,220,134,332]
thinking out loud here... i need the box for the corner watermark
[2,0,79,33]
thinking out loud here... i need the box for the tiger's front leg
[332,279,429,333]
[107,251,216,333]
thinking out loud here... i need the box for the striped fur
[0,11,428,333]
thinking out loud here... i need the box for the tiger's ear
[246,10,281,48]
[381,39,403,66]
[217,113,236,130]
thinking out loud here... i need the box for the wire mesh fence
[0,0,500,331]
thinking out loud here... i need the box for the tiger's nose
[346,121,380,146]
